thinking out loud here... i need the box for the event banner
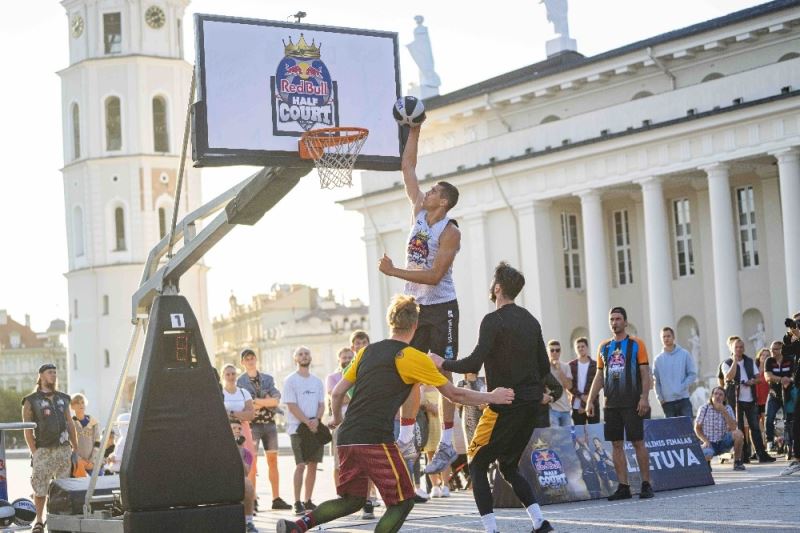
[495,417,713,506]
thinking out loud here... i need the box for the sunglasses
[549,348,561,353]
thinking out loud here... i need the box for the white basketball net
[300,128,369,189]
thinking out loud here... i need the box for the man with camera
[717,337,774,463]
[780,313,800,475]
[764,338,793,454]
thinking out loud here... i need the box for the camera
[785,318,799,329]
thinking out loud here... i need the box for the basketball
[392,96,426,127]
[12,498,36,526]
[0,500,14,527]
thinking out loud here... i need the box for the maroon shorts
[336,443,414,506]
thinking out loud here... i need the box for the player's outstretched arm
[437,381,514,407]
[402,126,424,211]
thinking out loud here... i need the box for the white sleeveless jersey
[404,210,457,305]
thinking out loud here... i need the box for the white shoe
[441,486,450,497]
[414,487,429,501]
[780,460,800,476]
[430,486,443,498]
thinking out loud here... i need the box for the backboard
[192,14,402,170]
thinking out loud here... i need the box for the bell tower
[59,0,210,420]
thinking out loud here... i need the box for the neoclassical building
[345,1,800,384]
[0,311,67,392]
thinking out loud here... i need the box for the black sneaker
[293,501,305,515]
[303,500,317,511]
[733,460,746,471]
[639,481,654,499]
[276,519,302,533]
[758,455,776,463]
[360,500,375,519]
[608,484,632,501]
[533,519,554,533]
[272,497,292,510]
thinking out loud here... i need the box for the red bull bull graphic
[271,33,339,134]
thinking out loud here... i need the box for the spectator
[718,337,774,463]
[21,363,78,533]
[781,313,800,475]
[695,386,745,471]
[547,340,573,427]
[221,363,256,485]
[231,420,259,533]
[754,348,771,437]
[325,347,354,487]
[764,341,793,453]
[568,337,599,425]
[107,413,130,474]
[586,306,654,500]
[653,326,697,418]
[237,348,291,510]
[283,346,326,515]
[69,393,100,477]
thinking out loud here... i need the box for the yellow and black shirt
[336,339,447,445]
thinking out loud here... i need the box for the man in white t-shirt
[284,346,326,515]
[717,336,774,463]
[568,337,599,424]
[547,340,573,427]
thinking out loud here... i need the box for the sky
[0,0,766,331]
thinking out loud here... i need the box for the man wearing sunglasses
[547,340,573,427]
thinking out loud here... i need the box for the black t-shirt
[765,355,794,399]
[443,303,548,410]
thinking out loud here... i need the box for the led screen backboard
[193,14,402,170]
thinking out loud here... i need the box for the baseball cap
[240,348,256,359]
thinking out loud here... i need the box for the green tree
[0,388,26,424]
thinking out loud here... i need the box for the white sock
[480,513,497,533]
[441,427,453,445]
[245,515,252,523]
[398,424,414,442]
[526,503,544,528]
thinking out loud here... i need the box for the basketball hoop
[299,127,369,189]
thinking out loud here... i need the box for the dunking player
[431,262,554,533]
[379,122,462,474]
[276,294,513,533]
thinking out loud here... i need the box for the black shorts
[410,299,459,361]
[604,406,648,442]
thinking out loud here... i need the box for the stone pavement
[4,450,799,532]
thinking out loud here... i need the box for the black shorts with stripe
[467,401,543,472]
[410,299,459,361]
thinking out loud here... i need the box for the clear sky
[0,0,765,331]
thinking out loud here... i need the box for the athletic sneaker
[733,460,746,471]
[534,519,554,533]
[638,481,654,499]
[758,454,776,463]
[397,438,418,461]
[293,501,305,515]
[276,519,301,533]
[272,497,292,510]
[245,521,259,532]
[424,442,458,474]
[303,500,317,511]
[430,486,443,498]
[780,460,800,476]
[414,488,430,502]
[607,484,632,501]
[360,500,375,519]
[441,486,451,497]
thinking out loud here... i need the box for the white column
[364,232,387,340]
[577,190,611,351]
[703,163,743,362]
[515,200,562,338]
[637,177,675,353]
[463,212,491,335]
[773,148,800,314]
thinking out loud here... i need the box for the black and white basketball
[12,498,36,526]
[0,500,14,527]
[392,96,426,127]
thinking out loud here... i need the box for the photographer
[780,314,800,475]
[231,420,259,533]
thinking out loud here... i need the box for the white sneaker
[441,486,450,497]
[414,487,429,501]
[430,486,443,498]
[780,460,800,476]
[424,442,458,474]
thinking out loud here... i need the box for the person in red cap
[21,363,78,533]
